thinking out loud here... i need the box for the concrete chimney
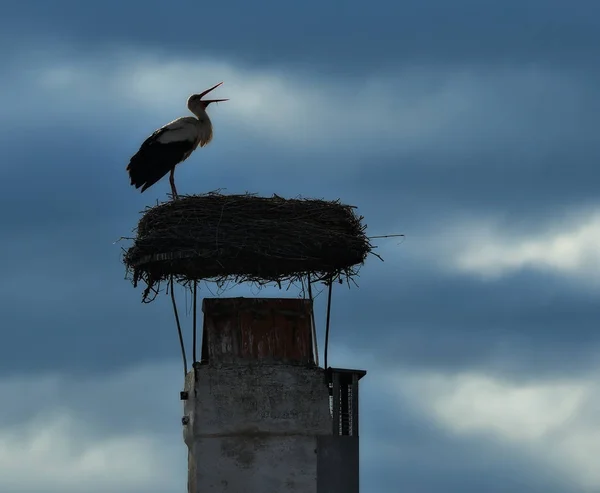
[182,297,366,493]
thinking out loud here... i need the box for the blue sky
[2,0,600,491]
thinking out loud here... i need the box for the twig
[122,192,376,302]
[368,234,405,239]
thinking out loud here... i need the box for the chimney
[182,297,366,493]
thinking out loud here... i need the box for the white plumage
[155,117,208,145]
[126,82,227,198]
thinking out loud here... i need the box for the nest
[122,192,372,301]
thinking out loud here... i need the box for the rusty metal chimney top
[200,297,315,366]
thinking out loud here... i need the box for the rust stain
[202,298,315,365]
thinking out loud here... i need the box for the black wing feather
[126,129,194,193]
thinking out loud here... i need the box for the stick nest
[123,192,372,301]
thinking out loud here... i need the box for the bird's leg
[169,168,179,199]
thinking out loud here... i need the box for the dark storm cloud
[1,55,599,379]
[324,262,600,380]
[1,3,599,492]
[0,361,186,441]
[2,0,600,72]
[0,355,577,493]
[0,126,365,375]
[353,145,600,233]
[1,116,598,381]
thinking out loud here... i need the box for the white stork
[126,81,228,198]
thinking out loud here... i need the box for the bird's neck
[190,109,210,122]
[191,112,214,147]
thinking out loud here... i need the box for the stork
[126,82,228,198]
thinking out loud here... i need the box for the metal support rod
[307,275,320,367]
[324,278,333,370]
[192,281,198,365]
[169,276,187,378]
[192,280,198,396]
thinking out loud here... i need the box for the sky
[1,0,600,491]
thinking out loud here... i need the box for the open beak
[199,81,228,103]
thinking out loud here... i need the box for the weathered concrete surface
[189,435,318,492]
[184,364,331,493]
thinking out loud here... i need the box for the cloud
[2,0,599,72]
[1,6,600,493]
[0,415,176,493]
[393,368,600,491]
[0,349,583,493]
[3,46,595,163]
[0,363,186,493]
[2,43,600,380]
[427,207,600,283]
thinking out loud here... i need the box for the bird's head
[187,82,228,117]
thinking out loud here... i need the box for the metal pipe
[170,276,187,377]
[307,275,320,367]
[324,279,333,370]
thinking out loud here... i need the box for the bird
[126,81,228,198]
